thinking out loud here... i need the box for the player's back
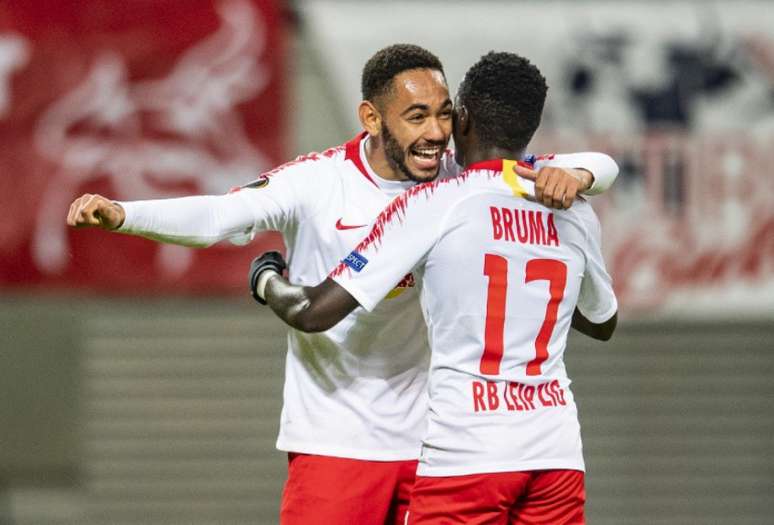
[330,155,615,473]
[421,163,590,387]
[414,160,609,476]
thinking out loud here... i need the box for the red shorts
[280,453,418,525]
[407,469,585,525]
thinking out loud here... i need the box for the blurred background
[0,0,772,523]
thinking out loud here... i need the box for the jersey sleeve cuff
[577,297,618,324]
[115,201,137,233]
[583,154,619,196]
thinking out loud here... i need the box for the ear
[358,100,382,137]
[454,104,470,137]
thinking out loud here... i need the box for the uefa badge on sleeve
[343,251,368,272]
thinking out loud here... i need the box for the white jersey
[117,133,618,461]
[331,158,617,474]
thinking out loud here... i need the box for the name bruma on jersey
[490,206,560,247]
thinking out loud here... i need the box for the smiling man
[67,44,619,524]
[362,66,451,181]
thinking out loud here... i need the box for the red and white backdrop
[0,0,286,294]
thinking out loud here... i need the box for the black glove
[248,251,287,305]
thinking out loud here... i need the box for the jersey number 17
[480,254,567,376]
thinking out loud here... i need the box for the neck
[364,135,404,181]
[464,145,525,168]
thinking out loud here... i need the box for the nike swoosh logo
[336,218,367,230]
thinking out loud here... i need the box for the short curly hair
[457,52,547,152]
[361,44,445,102]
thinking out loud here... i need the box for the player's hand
[513,164,593,210]
[66,194,125,230]
[248,251,287,305]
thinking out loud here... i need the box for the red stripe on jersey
[344,131,378,188]
[234,141,346,192]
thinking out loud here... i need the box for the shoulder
[387,170,494,219]
[561,198,601,241]
[232,144,346,194]
[566,199,598,224]
[412,169,480,199]
[263,144,346,179]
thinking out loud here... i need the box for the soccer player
[250,51,617,524]
[67,45,618,524]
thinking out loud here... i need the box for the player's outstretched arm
[66,191,266,248]
[65,158,325,247]
[249,252,358,332]
[67,194,126,230]
[571,308,617,341]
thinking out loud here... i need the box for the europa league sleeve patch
[228,176,270,193]
[242,176,270,189]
